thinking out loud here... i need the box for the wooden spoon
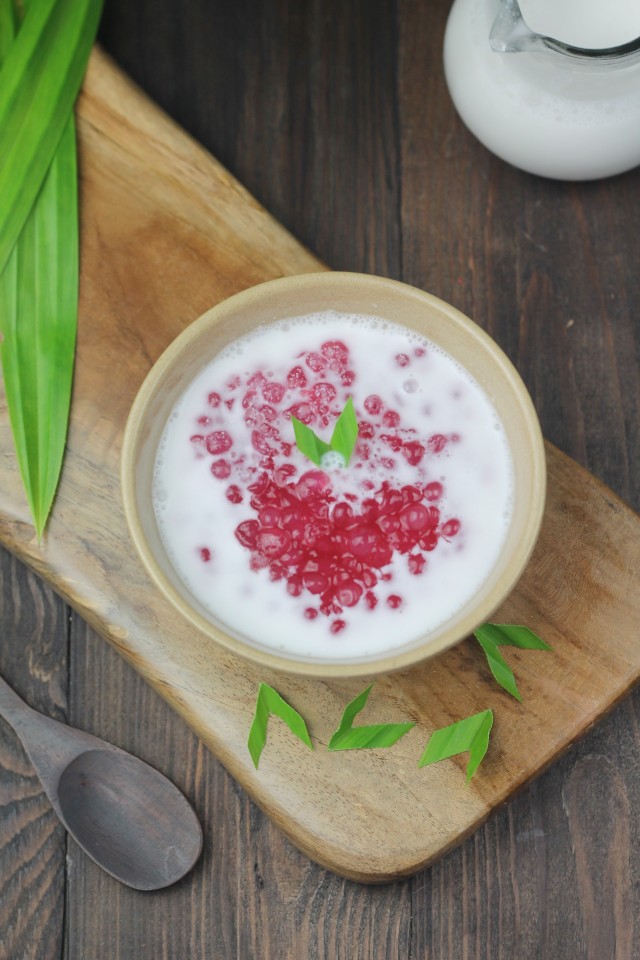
[0,672,203,890]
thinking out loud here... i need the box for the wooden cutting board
[1,49,639,883]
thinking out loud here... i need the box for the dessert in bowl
[121,273,546,678]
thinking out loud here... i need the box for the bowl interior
[121,272,546,677]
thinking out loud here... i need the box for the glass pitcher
[443,0,640,180]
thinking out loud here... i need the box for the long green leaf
[0,0,103,277]
[328,684,414,751]
[247,683,313,769]
[0,0,103,534]
[418,709,494,781]
[0,116,77,535]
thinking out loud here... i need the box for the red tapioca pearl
[242,389,258,409]
[314,534,336,555]
[199,547,212,563]
[347,525,393,568]
[362,569,378,589]
[190,434,206,453]
[414,347,426,358]
[365,591,378,610]
[248,471,270,495]
[387,594,403,609]
[257,404,278,422]
[441,518,461,538]
[251,430,276,455]
[398,503,433,532]
[207,391,222,408]
[383,410,401,428]
[380,457,396,470]
[303,570,330,595]
[211,459,231,480]
[362,479,375,491]
[380,488,404,515]
[269,563,285,582]
[311,382,337,405]
[401,485,423,504]
[321,340,349,369]
[258,506,282,526]
[225,485,243,504]
[428,433,448,453]
[358,421,374,440]
[387,530,414,554]
[286,401,314,424]
[360,498,380,522]
[295,470,332,502]
[341,370,356,386]
[395,353,410,367]
[303,521,331,547]
[206,430,233,455]
[419,530,439,552]
[304,607,318,620]
[424,481,443,501]
[226,374,241,391]
[364,394,383,416]
[249,553,270,571]
[287,365,308,389]
[381,433,403,453]
[275,463,297,482]
[196,415,212,427]
[235,520,260,548]
[330,619,347,635]
[305,352,327,373]
[334,580,363,608]
[224,399,235,411]
[256,527,292,559]
[408,553,426,575]
[331,502,355,527]
[402,441,425,466]
[247,371,267,389]
[262,382,286,404]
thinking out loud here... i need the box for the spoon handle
[0,673,35,726]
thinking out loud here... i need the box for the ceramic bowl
[121,272,546,678]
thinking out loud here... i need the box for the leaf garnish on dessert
[292,396,359,467]
[418,709,494,781]
[474,623,551,701]
[248,682,313,769]
[328,684,414,751]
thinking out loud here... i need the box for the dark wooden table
[2,1,639,957]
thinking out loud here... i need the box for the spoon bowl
[0,673,203,890]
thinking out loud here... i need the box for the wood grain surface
[1,1,640,957]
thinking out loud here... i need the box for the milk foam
[153,313,513,659]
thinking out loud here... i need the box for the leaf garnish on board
[248,683,313,769]
[328,684,414,751]
[474,623,551,701]
[418,709,494,781]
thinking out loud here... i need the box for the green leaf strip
[418,709,494,781]
[247,683,313,769]
[474,623,551,702]
[0,0,104,277]
[291,416,332,466]
[292,396,359,467]
[328,684,415,751]
[329,396,359,465]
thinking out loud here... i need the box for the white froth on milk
[153,312,513,659]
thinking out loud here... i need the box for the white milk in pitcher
[444,0,640,179]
